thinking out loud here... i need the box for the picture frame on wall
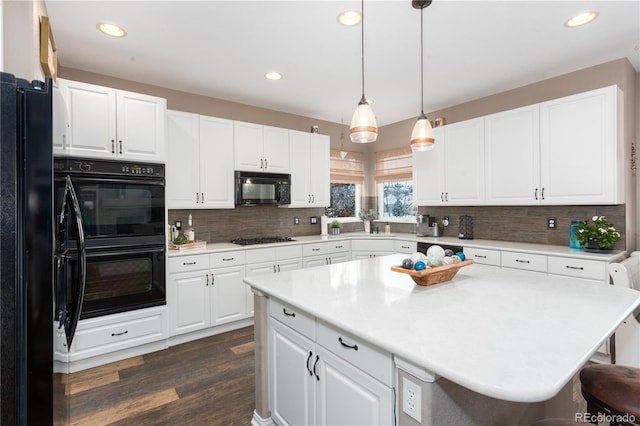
[40,16,57,81]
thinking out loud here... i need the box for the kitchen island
[245,253,640,425]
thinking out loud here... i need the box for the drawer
[548,256,606,281]
[168,254,209,274]
[275,244,303,260]
[303,242,329,257]
[72,307,166,356]
[351,239,395,252]
[395,240,417,254]
[316,320,393,387]
[325,240,351,254]
[464,247,501,266]
[245,247,276,264]
[269,298,315,340]
[501,251,547,273]
[210,250,246,268]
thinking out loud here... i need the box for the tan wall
[1,0,47,80]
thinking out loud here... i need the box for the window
[375,147,415,221]
[329,150,364,218]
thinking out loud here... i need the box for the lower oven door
[76,244,166,319]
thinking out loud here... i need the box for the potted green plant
[328,219,342,235]
[358,209,378,233]
[574,215,621,251]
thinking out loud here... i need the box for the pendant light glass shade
[350,96,378,143]
[411,0,434,152]
[350,0,377,143]
[411,114,434,151]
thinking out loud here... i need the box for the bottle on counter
[385,223,391,234]
[186,214,195,242]
[321,214,328,236]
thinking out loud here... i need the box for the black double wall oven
[54,157,166,324]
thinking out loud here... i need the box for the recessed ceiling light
[265,71,282,81]
[338,10,361,26]
[97,22,127,37]
[565,11,598,28]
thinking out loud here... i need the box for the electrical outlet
[402,377,422,423]
[547,218,557,229]
[310,216,317,224]
[294,217,299,225]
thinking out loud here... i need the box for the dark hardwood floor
[66,326,255,425]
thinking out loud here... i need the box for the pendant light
[411,0,435,152]
[350,0,377,143]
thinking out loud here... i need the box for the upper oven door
[55,175,165,247]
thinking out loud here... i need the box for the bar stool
[579,364,640,425]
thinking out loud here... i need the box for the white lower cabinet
[168,251,249,337]
[351,239,395,260]
[303,241,351,268]
[268,299,394,426]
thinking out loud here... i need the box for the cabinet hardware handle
[338,337,359,351]
[515,259,530,263]
[119,140,123,154]
[211,274,214,284]
[312,248,320,252]
[277,264,281,272]
[474,255,487,259]
[325,258,329,265]
[311,194,314,203]
[441,192,444,202]
[566,265,584,270]
[196,193,200,203]
[206,274,209,286]
[201,192,204,202]
[328,257,332,264]
[306,351,313,376]
[111,140,115,154]
[308,194,311,203]
[541,187,545,200]
[445,192,449,202]
[260,158,264,169]
[222,257,234,261]
[264,158,268,169]
[402,245,410,249]
[534,188,538,200]
[313,355,320,381]
[336,245,343,249]
[183,261,197,265]
[283,308,296,317]
[111,330,128,337]
[273,265,277,273]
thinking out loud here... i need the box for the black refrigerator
[0,72,78,425]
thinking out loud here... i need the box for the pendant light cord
[420,5,424,116]
[361,0,365,99]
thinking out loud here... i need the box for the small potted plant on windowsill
[328,219,342,235]
[574,215,621,251]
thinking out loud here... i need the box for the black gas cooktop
[230,236,296,246]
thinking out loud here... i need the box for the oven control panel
[54,157,165,178]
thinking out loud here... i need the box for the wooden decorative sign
[40,16,57,81]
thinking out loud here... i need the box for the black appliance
[54,158,166,320]
[417,242,464,255]
[0,73,56,424]
[231,236,296,246]
[234,170,291,206]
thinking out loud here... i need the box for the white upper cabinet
[289,130,330,207]
[539,85,621,205]
[234,121,290,173]
[413,118,484,206]
[166,110,234,209]
[55,79,166,162]
[484,105,540,205]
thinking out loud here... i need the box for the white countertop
[244,253,640,403]
[168,232,626,262]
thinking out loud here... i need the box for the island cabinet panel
[268,299,394,425]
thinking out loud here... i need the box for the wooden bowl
[390,259,474,286]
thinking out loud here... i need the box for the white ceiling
[44,0,640,127]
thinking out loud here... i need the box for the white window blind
[374,146,413,183]
[330,149,365,184]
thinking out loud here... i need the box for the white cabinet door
[444,117,485,205]
[484,105,540,205]
[116,90,166,162]
[168,271,210,336]
[263,125,290,173]
[234,121,264,171]
[52,84,69,156]
[540,85,620,204]
[413,127,445,206]
[210,265,247,326]
[328,253,351,265]
[166,111,200,208]
[304,255,330,269]
[199,116,235,208]
[315,345,393,426]
[289,130,312,207]
[57,79,116,158]
[309,134,330,207]
[269,318,315,426]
